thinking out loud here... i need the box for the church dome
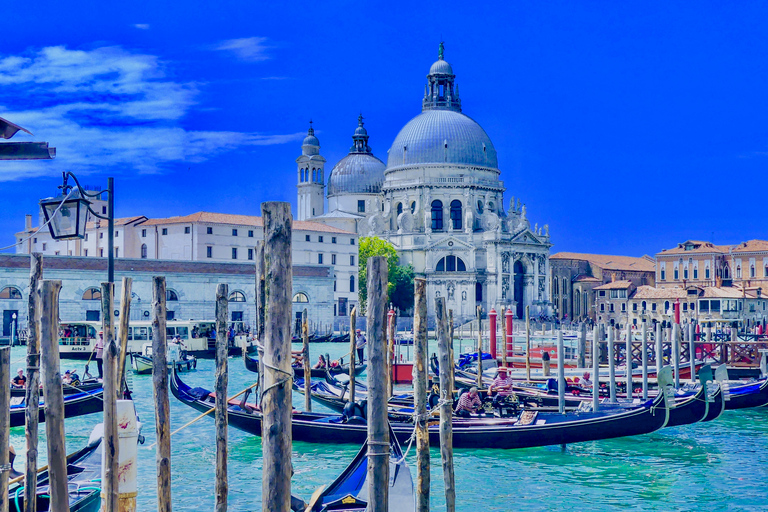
[328,115,386,196]
[429,58,453,75]
[386,109,498,170]
[303,133,319,146]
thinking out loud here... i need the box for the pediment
[510,229,543,245]
[426,235,473,251]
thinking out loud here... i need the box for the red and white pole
[489,308,497,360]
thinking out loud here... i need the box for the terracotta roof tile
[573,274,601,283]
[631,286,689,299]
[550,252,656,272]
[657,240,732,255]
[594,280,633,290]
[141,212,355,234]
[701,286,757,299]
[731,239,768,253]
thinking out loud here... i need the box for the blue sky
[2,1,766,256]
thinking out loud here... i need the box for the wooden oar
[147,382,258,449]
[303,484,326,512]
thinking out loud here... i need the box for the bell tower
[296,121,326,221]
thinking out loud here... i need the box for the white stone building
[301,44,553,321]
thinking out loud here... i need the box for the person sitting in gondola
[11,368,25,389]
[490,367,514,407]
[62,370,73,385]
[313,354,327,369]
[291,350,304,366]
[580,371,593,389]
[455,387,482,417]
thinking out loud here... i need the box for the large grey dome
[386,110,498,170]
[328,153,386,195]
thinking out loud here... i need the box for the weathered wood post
[607,325,616,402]
[625,322,633,399]
[0,346,9,512]
[215,283,229,512]
[117,277,132,398]
[348,307,357,404]
[592,323,600,411]
[476,306,483,389]
[642,319,649,400]
[25,252,43,512]
[525,305,532,381]
[366,256,389,512]
[261,202,293,512]
[500,307,507,368]
[101,281,119,512]
[672,323,681,387]
[302,309,311,412]
[254,241,266,404]
[152,276,171,512]
[578,323,587,369]
[39,280,69,512]
[387,306,396,398]
[413,278,429,512]
[448,309,455,396]
[655,322,663,373]
[557,330,565,414]
[689,323,696,383]
[436,297,456,512]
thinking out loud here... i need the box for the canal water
[8,343,768,511]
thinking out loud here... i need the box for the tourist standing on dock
[93,331,104,379]
[355,329,367,362]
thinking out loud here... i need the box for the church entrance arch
[514,260,525,318]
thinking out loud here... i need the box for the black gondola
[10,388,104,428]
[703,384,725,422]
[723,377,768,410]
[244,354,366,379]
[10,379,102,398]
[291,425,413,511]
[172,369,671,449]
[8,427,103,511]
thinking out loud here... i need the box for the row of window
[430,200,464,230]
[661,264,768,280]
[304,235,355,245]
[299,168,323,183]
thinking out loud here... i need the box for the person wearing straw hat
[92,331,105,380]
[490,367,514,408]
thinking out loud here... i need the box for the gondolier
[93,331,104,379]
[355,329,366,362]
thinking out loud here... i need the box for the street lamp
[39,172,114,283]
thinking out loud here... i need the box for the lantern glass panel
[40,191,91,240]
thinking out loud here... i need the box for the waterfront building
[301,44,553,321]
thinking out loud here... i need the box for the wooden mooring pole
[387,306,396,399]
[117,277,133,398]
[152,276,171,512]
[642,319,649,400]
[413,278,429,512]
[436,297,456,512]
[366,256,389,512]
[0,346,9,512]
[672,323,681,388]
[261,202,293,512]
[689,323,696,383]
[476,306,483,389]
[39,280,69,512]
[557,330,565,414]
[101,281,119,512]
[607,325,616,402]
[625,322,633,399]
[348,307,357,404]
[578,323,587,369]
[448,309,455,396]
[24,253,43,512]
[525,306,531,381]
[254,241,266,404]
[302,309,311,412]
[656,322,663,374]
[215,283,229,512]
[592,323,600,412]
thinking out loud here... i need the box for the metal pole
[608,325,616,402]
[108,177,114,284]
[557,330,565,413]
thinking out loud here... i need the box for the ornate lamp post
[40,172,114,282]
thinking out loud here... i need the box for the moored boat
[244,353,366,379]
[9,387,104,428]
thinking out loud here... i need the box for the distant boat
[130,342,197,375]
[9,388,104,428]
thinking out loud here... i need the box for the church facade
[297,45,553,322]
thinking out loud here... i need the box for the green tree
[358,236,415,313]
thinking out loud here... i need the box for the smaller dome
[303,121,319,147]
[429,58,453,76]
[328,154,386,196]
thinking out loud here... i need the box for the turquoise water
[8,344,768,511]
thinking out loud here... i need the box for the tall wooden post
[655,322,663,373]
[101,282,119,512]
[500,307,507,368]
[672,323,681,388]
[557,330,565,414]
[387,306,395,398]
[348,308,357,404]
[39,280,69,512]
[413,278,429,512]
[0,347,9,512]
[436,298,456,512]
[448,309,455,396]
[366,257,389,512]
[625,322,633,399]
[607,325,616,402]
[302,309,311,412]
[689,323,696,383]
[25,253,43,512]
[525,306,532,381]
[578,323,587,369]
[215,284,229,512]
[117,278,133,397]
[261,202,293,512]
[641,319,649,400]
[476,306,483,389]
[254,241,266,404]
[592,324,600,412]
[152,276,171,512]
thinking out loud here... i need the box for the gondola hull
[665,385,708,428]
[172,371,668,449]
[131,353,197,375]
[10,389,104,428]
[244,354,366,379]
[723,378,768,410]
[10,380,102,398]
[703,384,725,422]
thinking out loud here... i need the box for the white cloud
[214,37,272,62]
[0,45,302,181]
[133,24,150,30]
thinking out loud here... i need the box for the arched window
[229,291,246,302]
[642,301,647,311]
[141,244,148,259]
[664,300,670,312]
[723,265,730,279]
[82,288,101,300]
[736,266,742,278]
[436,256,466,272]
[166,289,179,301]
[410,201,416,214]
[396,203,403,216]
[431,200,443,230]
[477,200,484,214]
[0,287,22,299]
[349,275,356,293]
[292,292,309,303]
[450,200,462,230]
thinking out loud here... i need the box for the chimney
[25,214,32,231]
[611,272,616,283]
